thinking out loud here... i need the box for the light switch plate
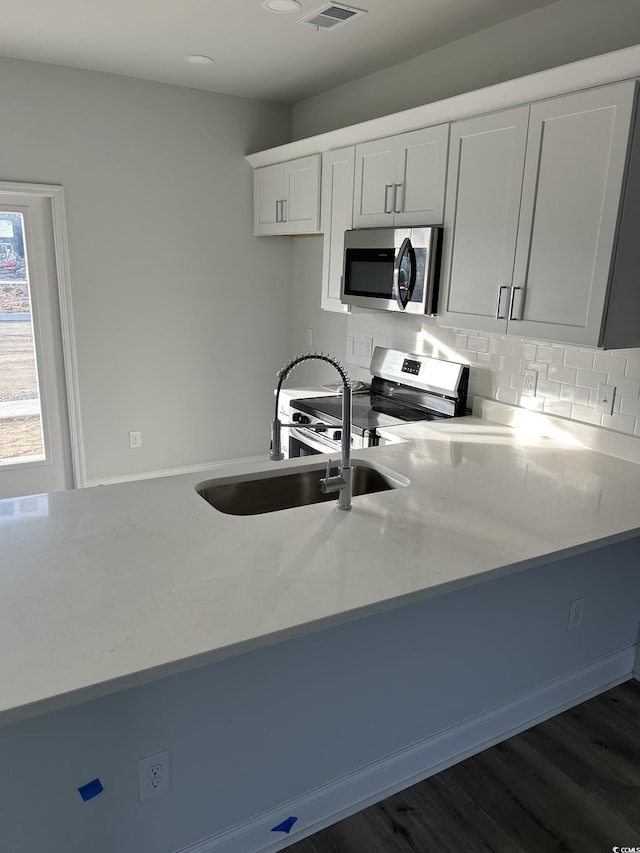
[596,384,615,415]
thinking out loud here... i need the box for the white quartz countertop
[2,409,640,726]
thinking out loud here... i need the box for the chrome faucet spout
[270,352,352,510]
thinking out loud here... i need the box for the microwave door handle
[393,237,415,310]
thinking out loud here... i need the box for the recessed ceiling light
[261,0,301,12]
[183,55,214,65]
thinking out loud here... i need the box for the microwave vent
[297,3,367,30]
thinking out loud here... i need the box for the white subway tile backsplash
[467,336,489,352]
[564,348,594,370]
[519,395,545,411]
[601,412,637,435]
[548,364,577,384]
[537,379,561,399]
[347,315,640,440]
[527,361,549,380]
[499,356,523,374]
[496,386,519,405]
[536,345,564,365]
[593,352,627,376]
[475,352,499,370]
[576,369,609,389]
[509,373,525,391]
[511,341,526,360]
[609,376,640,398]
[571,403,603,425]
[620,396,640,417]
[626,358,640,379]
[559,384,591,406]
[543,399,573,418]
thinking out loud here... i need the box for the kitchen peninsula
[1,405,639,853]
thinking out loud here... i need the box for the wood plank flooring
[288,679,640,853]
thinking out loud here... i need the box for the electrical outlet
[596,384,615,415]
[129,430,142,449]
[522,369,538,397]
[138,750,170,801]
[362,336,373,358]
[568,597,586,630]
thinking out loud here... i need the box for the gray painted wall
[292,0,640,139]
[1,540,638,852]
[1,57,292,484]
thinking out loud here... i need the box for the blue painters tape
[78,778,104,802]
[271,816,298,834]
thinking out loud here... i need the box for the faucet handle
[325,458,332,479]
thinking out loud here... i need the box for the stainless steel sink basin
[196,461,408,515]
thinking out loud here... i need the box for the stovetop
[292,390,448,436]
[289,348,469,437]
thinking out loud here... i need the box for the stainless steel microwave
[341,226,442,315]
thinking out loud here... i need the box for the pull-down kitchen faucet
[269,352,352,511]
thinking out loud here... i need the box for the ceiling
[1,0,559,103]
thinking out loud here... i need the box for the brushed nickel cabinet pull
[384,184,393,214]
[509,286,523,320]
[495,285,509,319]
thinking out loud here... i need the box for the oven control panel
[401,358,421,376]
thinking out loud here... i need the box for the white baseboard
[175,646,635,853]
[83,455,264,488]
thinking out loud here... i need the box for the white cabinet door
[254,165,283,235]
[438,81,638,347]
[320,147,354,313]
[282,155,321,234]
[353,137,396,228]
[509,82,636,346]
[438,107,529,334]
[253,155,320,235]
[393,125,449,226]
[353,125,448,229]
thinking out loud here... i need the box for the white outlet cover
[139,750,170,801]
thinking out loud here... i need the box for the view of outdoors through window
[0,211,45,465]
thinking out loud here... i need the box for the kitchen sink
[196,461,408,515]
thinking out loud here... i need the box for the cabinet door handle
[509,286,523,320]
[384,184,393,214]
[281,198,287,223]
[275,200,281,222]
[495,286,509,319]
[393,183,403,214]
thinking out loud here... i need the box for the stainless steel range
[287,347,469,458]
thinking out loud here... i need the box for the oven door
[288,427,341,458]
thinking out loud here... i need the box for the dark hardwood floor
[288,678,640,853]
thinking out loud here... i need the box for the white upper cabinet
[438,106,529,334]
[353,125,449,228]
[439,80,640,348]
[511,83,637,346]
[253,155,320,235]
[320,146,354,313]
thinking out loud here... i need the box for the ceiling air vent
[297,3,367,31]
